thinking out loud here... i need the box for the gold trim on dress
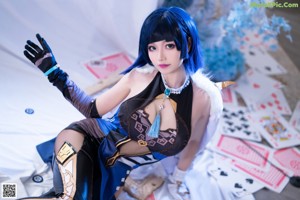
[116,138,132,148]
[56,142,76,165]
[155,93,177,112]
[106,151,120,167]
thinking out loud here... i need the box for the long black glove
[24,34,100,118]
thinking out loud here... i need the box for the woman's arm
[94,72,131,116]
[167,89,211,200]
[24,34,131,118]
[177,88,211,171]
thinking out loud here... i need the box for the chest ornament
[146,74,190,138]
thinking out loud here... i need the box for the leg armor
[20,138,96,200]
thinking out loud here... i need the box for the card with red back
[212,135,271,170]
[232,159,292,193]
[83,52,132,79]
[222,87,238,106]
[273,147,300,176]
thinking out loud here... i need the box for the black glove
[23,34,100,118]
[24,33,57,74]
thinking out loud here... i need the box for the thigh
[55,118,105,153]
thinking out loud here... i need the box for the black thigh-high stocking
[52,117,105,200]
[20,118,104,200]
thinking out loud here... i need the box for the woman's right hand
[24,34,57,74]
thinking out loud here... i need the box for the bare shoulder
[191,72,223,117]
[125,65,158,98]
[192,83,211,118]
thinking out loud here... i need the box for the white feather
[191,70,223,118]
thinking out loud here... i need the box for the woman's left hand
[24,34,57,73]
[167,166,190,200]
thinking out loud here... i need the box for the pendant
[146,112,161,138]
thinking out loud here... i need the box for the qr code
[1,183,17,199]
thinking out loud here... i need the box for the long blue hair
[122,7,203,75]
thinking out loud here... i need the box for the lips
[158,64,170,68]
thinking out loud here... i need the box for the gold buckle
[138,140,148,146]
[56,142,76,165]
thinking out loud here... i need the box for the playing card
[83,52,132,79]
[241,46,287,75]
[221,87,238,106]
[208,160,263,197]
[212,135,271,169]
[250,111,300,149]
[234,69,283,104]
[232,159,293,193]
[240,29,278,51]
[252,89,292,116]
[220,106,262,141]
[273,147,300,176]
[290,100,300,131]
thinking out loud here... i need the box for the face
[147,40,183,74]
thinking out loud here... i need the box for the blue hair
[122,7,203,75]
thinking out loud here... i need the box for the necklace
[161,74,190,95]
[146,74,190,138]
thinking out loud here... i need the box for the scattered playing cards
[221,87,238,106]
[241,46,287,75]
[273,147,300,177]
[251,89,292,116]
[290,100,300,131]
[211,135,272,169]
[234,69,284,106]
[208,159,263,198]
[82,52,132,79]
[232,159,293,193]
[250,111,300,149]
[220,106,262,141]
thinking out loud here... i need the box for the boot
[20,139,95,200]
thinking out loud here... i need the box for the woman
[23,6,223,200]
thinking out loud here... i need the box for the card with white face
[234,69,283,104]
[250,111,300,149]
[240,29,278,51]
[290,100,300,131]
[221,106,262,141]
[208,161,263,198]
[232,159,293,193]
[252,89,292,116]
[241,46,287,75]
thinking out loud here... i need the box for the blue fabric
[36,137,55,164]
[98,138,131,200]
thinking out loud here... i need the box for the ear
[188,37,192,52]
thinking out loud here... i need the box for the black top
[118,72,193,156]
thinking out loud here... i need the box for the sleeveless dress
[37,72,194,200]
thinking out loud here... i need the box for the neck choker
[161,74,190,95]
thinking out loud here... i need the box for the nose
[158,48,165,61]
